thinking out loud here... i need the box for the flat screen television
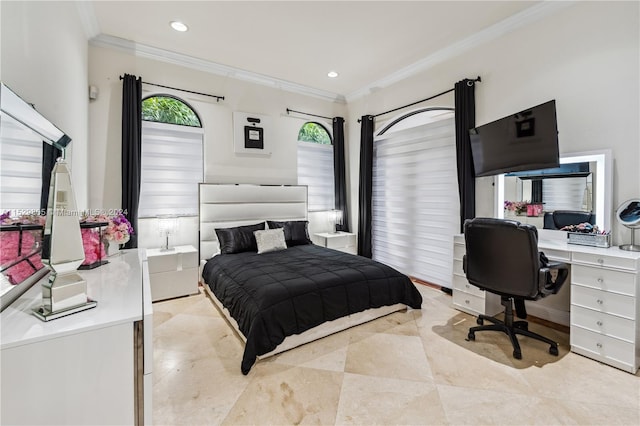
[469,100,559,177]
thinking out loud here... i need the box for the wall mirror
[495,150,613,232]
[0,82,70,311]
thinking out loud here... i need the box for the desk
[452,232,640,374]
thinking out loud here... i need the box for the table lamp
[329,209,343,234]
[158,215,178,251]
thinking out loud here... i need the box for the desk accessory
[616,198,640,252]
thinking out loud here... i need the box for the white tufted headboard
[198,184,308,263]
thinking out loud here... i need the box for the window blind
[139,121,203,217]
[297,141,334,211]
[0,115,43,212]
[372,115,458,288]
[543,177,590,211]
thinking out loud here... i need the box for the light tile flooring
[152,285,640,425]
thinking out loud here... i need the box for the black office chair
[463,218,569,359]
[543,210,595,230]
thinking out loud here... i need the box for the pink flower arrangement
[83,213,134,245]
[504,200,530,215]
[0,212,45,285]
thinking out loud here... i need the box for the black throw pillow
[267,220,312,246]
[215,222,266,254]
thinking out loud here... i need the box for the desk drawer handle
[596,321,603,326]
[596,299,604,305]
[465,284,470,289]
[596,343,603,348]
[597,258,604,264]
[597,278,604,284]
[465,299,470,304]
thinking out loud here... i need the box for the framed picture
[233,112,271,155]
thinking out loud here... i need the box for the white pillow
[254,228,287,254]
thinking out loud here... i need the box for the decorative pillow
[267,220,312,246]
[215,222,265,254]
[254,228,287,254]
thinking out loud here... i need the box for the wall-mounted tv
[469,100,560,177]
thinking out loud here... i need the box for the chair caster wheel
[549,346,559,356]
[513,350,522,359]
[467,332,475,341]
[476,317,483,325]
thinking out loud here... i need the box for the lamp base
[619,244,640,252]
[33,298,97,322]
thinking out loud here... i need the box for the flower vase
[104,239,120,257]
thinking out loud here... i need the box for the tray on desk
[567,232,611,248]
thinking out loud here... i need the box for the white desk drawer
[542,248,571,262]
[453,259,464,275]
[452,274,485,298]
[571,305,636,343]
[452,291,485,314]
[572,252,637,271]
[453,243,465,261]
[571,326,636,368]
[572,265,636,296]
[571,285,636,320]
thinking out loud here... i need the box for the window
[372,109,458,288]
[139,95,203,217]
[0,114,43,212]
[297,122,334,211]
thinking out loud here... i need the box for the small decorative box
[567,232,611,248]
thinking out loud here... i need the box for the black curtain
[121,74,142,249]
[531,179,543,203]
[357,115,374,258]
[40,142,62,212]
[455,79,477,232]
[332,117,350,232]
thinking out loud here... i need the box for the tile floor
[152,284,640,425]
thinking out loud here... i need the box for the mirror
[495,150,613,232]
[0,82,70,311]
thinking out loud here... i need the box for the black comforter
[202,244,423,374]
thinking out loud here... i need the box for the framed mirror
[0,82,70,311]
[495,149,613,232]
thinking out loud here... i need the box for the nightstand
[147,245,199,302]
[314,232,357,255]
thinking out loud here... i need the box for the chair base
[467,297,559,359]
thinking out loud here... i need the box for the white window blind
[0,114,43,212]
[139,121,203,217]
[297,141,334,211]
[543,177,590,211]
[372,115,459,288]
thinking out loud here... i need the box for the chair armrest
[462,254,467,274]
[539,261,569,296]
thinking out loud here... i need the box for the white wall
[0,1,89,209]
[88,46,346,248]
[346,1,639,244]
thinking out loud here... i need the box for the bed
[199,184,423,374]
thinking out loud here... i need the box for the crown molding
[345,1,576,102]
[89,34,346,104]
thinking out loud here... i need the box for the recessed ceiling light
[170,21,188,32]
[327,71,339,78]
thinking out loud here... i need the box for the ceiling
[84,1,558,102]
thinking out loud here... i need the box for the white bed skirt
[203,284,408,360]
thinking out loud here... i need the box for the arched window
[296,122,334,211]
[139,95,204,217]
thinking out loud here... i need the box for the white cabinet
[147,245,199,302]
[0,250,152,425]
[451,235,501,317]
[314,232,357,255]
[569,251,640,374]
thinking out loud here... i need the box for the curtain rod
[286,108,332,121]
[119,76,225,102]
[358,76,481,122]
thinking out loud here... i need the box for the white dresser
[147,245,199,302]
[314,232,357,255]
[452,233,640,374]
[0,250,153,425]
